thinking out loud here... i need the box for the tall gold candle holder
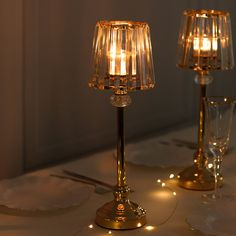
[89,21,155,229]
[176,10,234,190]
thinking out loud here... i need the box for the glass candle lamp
[178,10,234,72]
[176,10,234,190]
[90,21,154,92]
[89,21,155,229]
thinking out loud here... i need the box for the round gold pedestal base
[178,165,217,190]
[95,200,146,230]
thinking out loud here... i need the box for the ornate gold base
[178,150,223,190]
[178,165,223,190]
[95,199,146,229]
[178,165,215,190]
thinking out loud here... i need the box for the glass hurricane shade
[89,21,155,93]
[177,10,234,71]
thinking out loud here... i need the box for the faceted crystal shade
[177,10,234,71]
[89,21,155,92]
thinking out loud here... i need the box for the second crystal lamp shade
[177,10,234,71]
[89,21,155,92]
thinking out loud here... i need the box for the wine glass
[203,96,235,200]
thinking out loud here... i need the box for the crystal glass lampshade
[89,21,155,93]
[177,10,234,71]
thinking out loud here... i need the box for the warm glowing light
[151,190,173,199]
[208,163,213,168]
[88,224,93,229]
[145,225,155,231]
[169,174,175,179]
[109,44,127,76]
[193,36,218,52]
[193,34,218,58]
[196,13,207,18]
[120,50,127,75]
[137,222,142,227]
[117,204,125,211]
[155,176,178,199]
[108,42,136,76]
[194,173,198,177]
[108,230,112,234]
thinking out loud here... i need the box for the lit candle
[109,43,127,76]
[108,44,136,76]
[193,35,218,56]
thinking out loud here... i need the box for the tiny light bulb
[173,192,177,196]
[88,224,93,229]
[161,183,166,187]
[169,174,175,179]
[157,179,161,183]
[208,163,213,168]
[108,230,112,234]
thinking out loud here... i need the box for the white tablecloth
[0,123,236,236]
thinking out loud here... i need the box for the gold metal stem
[198,83,206,152]
[117,107,126,187]
[195,83,206,168]
[95,93,146,229]
[178,71,215,190]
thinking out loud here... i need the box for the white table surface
[0,123,236,236]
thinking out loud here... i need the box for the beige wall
[1,0,236,178]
